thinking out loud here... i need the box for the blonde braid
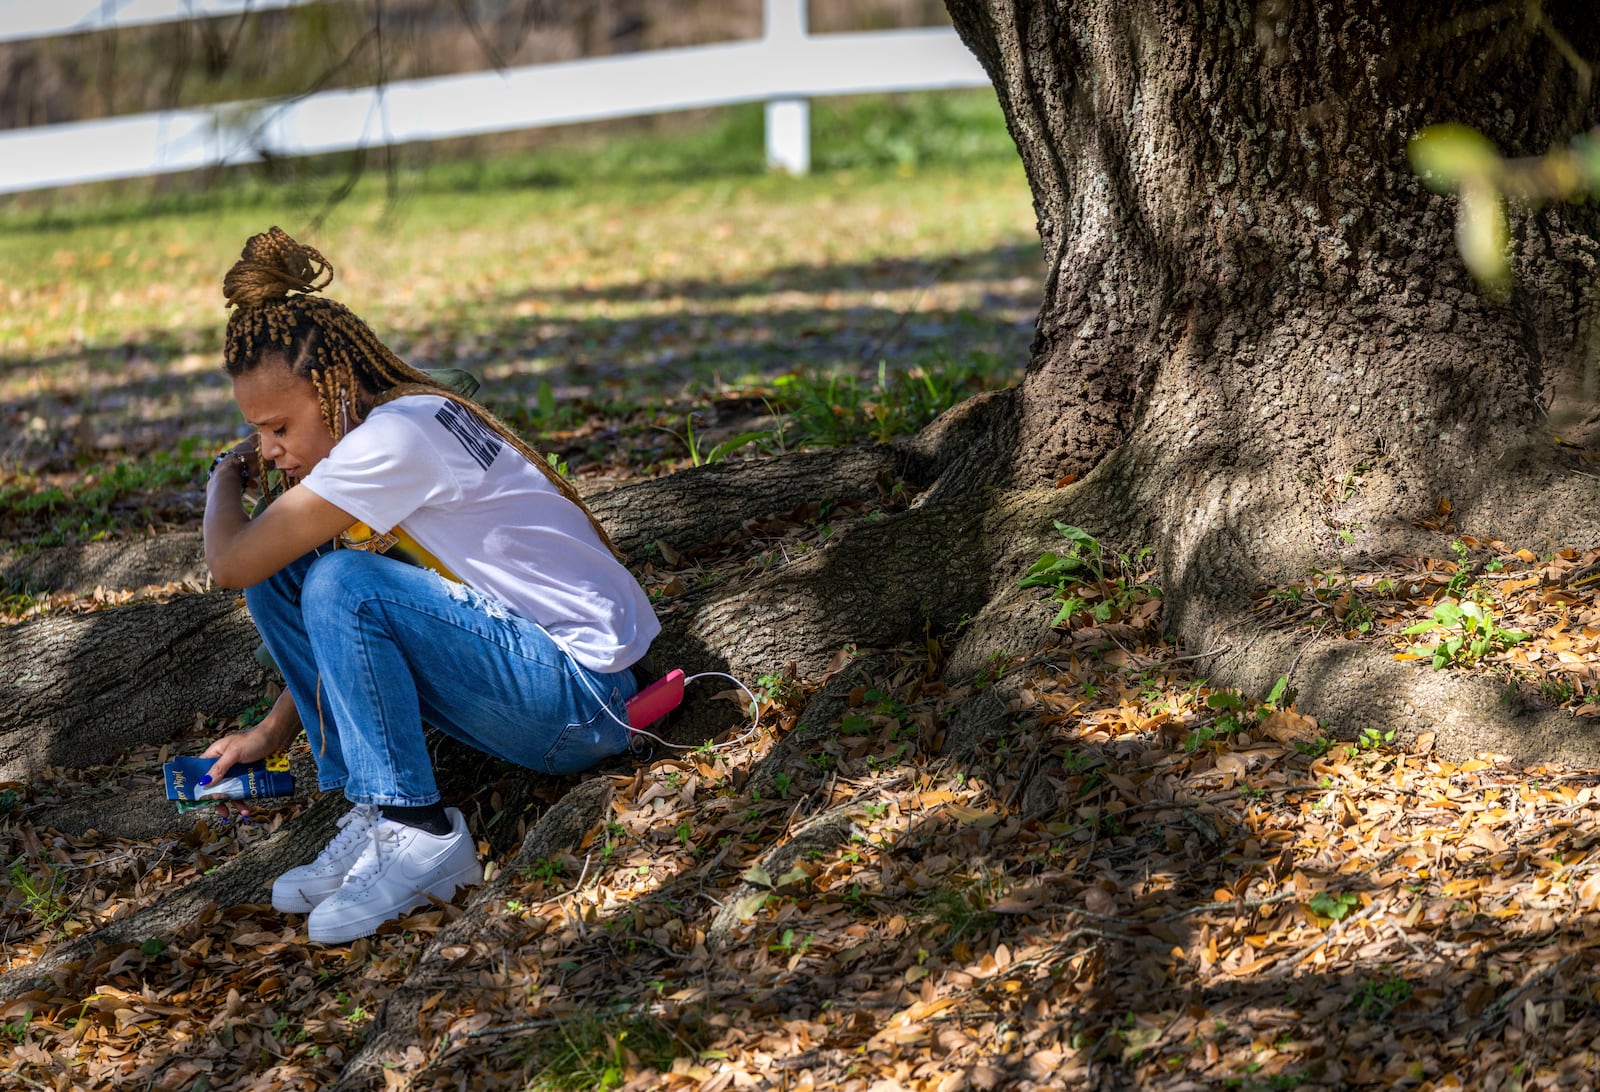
[310,367,338,442]
[221,227,623,558]
[311,359,360,443]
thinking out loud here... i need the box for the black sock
[380,803,452,836]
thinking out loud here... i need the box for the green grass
[510,1012,695,1091]
[0,90,1037,552]
[0,441,212,552]
[1,91,1019,231]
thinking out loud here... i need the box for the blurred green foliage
[1410,122,1600,295]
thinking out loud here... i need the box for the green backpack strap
[430,368,481,399]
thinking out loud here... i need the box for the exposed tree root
[590,447,906,559]
[649,481,1092,690]
[0,446,910,778]
[0,531,206,599]
[743,652,893,801]
[705,805,863,950]
[15,395,1600,1088]
[0,592,267,779]
[1190,610,1600,765]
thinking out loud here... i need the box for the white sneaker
[271,803,381,913]
[306,808,482,944]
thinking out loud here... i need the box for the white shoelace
[316,803,381,867]
[341,820,405,891]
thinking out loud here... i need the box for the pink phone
[627,669,685,730]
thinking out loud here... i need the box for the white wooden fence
[1,0,311,44]
[0,0,990,194]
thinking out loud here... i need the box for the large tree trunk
[936,0,1600,754]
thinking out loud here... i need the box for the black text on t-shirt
[434,402,504,472]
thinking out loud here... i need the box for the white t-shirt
[300,394,659,672]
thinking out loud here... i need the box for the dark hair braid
[222,226,621,558]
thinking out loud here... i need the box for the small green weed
[755,672,800,706]
[1260,675,1294,711]
[599,821,627,864]
[1186,678,1292,751]
[1,1013,30,1043]
[1444,539,1475,598]
[1222,1073,1304,1091]
[0,580,46,616]
[0,442,211,550]
[236,693,276,729]
[8,862,68,928]
[334,991,371,1024]
[657,413,768,467]
[1294,736,1333,758]
[840,713,871,737]
[1307,891,1360,922]
[1020,523,1157,629]
[1341,593,1375,634]
[919,883,1000,944]
[1352,973,1415,1019]
[521,856,567,884]
[1353,726,1395,753]
[1402,597,1528,668]
[767,928,812,955]
[1541,678,1579,704]
[528,380,587,433]
[767,354,1013,449]
[1186,713,1244,752]
[863,686,909,720]
[971,650,1013,691]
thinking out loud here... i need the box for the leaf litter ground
[10,522,1600,1089]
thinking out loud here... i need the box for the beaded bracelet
[207,450,251,490]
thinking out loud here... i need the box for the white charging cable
[538,622,765,754]
[581,666,765,754]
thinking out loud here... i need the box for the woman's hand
[210,435,264,494]
[230,434,267,490]
[199,690,299,786]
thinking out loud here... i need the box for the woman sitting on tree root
[199,226,659,945]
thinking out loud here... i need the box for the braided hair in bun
[222,227,620,557]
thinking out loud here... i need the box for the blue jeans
[243,548,639,807]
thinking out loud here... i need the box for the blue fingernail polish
[197,775,212,786]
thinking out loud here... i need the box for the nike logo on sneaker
[397,832,468,884]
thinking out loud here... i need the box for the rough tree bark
[934,0,1600,759]
[0,592,267,777]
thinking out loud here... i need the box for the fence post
[763,0,810,175]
